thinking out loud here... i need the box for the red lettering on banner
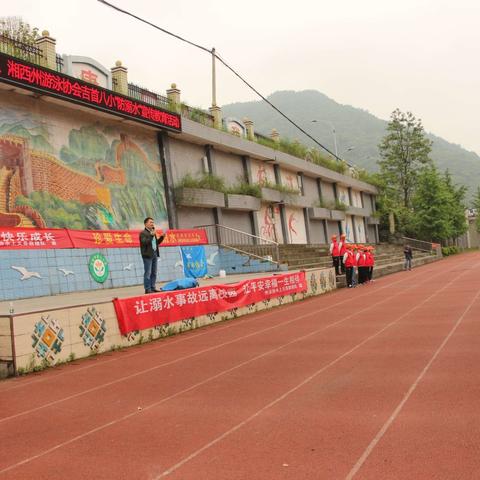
[0,228,72,249]
[0,228,207,250]
[113,272,307,335]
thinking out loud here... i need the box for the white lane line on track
[0,259,473,475]
[0,267,396,394]
[153,259,478,479]
[0,258,445,395]
[0,261,443,422]
[344,289,480,480]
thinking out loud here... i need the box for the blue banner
[181,246,207,278]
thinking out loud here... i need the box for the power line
[97,0,343,161]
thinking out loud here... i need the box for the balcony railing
[55,53,63,72]
[0,34,44,65]
[127,82,170,109]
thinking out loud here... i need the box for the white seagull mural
[11,266,43,280]
[58,268,75,276]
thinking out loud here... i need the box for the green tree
[411,166,452,242]
[473,187,480,233]
[0,17,39,44]
[443,170,467,240]
[378,109,433,212]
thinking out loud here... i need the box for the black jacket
[139,228,165,258]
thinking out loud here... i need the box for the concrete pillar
[352,216,358,242]
[242,156,253,183]
[304,208,311,244]
[333,182,338,201]
[111,61,128,95]
[157,131,177,229]
[205,144,216,174]
[166,83,181,112]
[209,105,222,129]
[243,118,255,141]
[270,129,280,144]
[316,178,323,205]
[35,30,56,70]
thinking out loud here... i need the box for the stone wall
[2,267,336,375]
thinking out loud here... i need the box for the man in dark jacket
[404,245,413,271]
[139,217,166,294]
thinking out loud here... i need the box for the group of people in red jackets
[329,234,375,288]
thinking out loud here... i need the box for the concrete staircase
[276,243,439,287]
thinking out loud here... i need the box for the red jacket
[365,252,374,267]
[343,250,356,267]
[330,241,340,257]
[357,253,367,267]
[339,241,347,256]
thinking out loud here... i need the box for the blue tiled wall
[0,245,281,301]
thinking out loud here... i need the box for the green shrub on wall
[441,246,460,256]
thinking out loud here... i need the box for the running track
[1,253,479,479]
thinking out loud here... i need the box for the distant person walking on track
[140,217,166,294]
[329,235,341,276]
[339,233,347,274]
[404,245,413,271]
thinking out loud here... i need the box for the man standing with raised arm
[139,217,166,294]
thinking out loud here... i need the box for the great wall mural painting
[0,91,167,230]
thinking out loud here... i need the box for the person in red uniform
[366,246,375,282]
[339,233,347,274]
[343,244,356,288]
[329,235,341,275]
[357,245,368,284]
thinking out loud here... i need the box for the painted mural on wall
[337,186,350,206]
[343,215,355,243]
[257,204,283,243]
[251,160,275,186]
[0,91,167,230]
[342,214,366,243]
[285,207,307,244]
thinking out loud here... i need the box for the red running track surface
[1,253,479,479]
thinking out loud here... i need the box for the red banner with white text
[0,228,207,250]
[68,228,207,248]
[113,272,307,335]
[0,228,73,249]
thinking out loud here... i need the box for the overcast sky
[4,0,480,154]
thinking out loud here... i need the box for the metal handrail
[195,224,280,266]
[196,224,279,246]
[401,236,434,252]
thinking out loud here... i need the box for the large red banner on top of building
[0,228,73,249]
[113,272,307,335]
[0,52,182,133]
[0,228,207,250]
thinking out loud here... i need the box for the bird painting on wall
[207,251,218,266]
[58,268,75,276]
[11,266,43,280]
[123,264,134,271]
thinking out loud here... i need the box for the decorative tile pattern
[123,330,139,342]
[31,314,64,361]
[80,307,107,351]
[320,271,327,292]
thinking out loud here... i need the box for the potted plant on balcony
[175,173,226,208]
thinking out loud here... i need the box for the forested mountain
[222,90,480,200]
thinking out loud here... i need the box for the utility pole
[212,47,217,107]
